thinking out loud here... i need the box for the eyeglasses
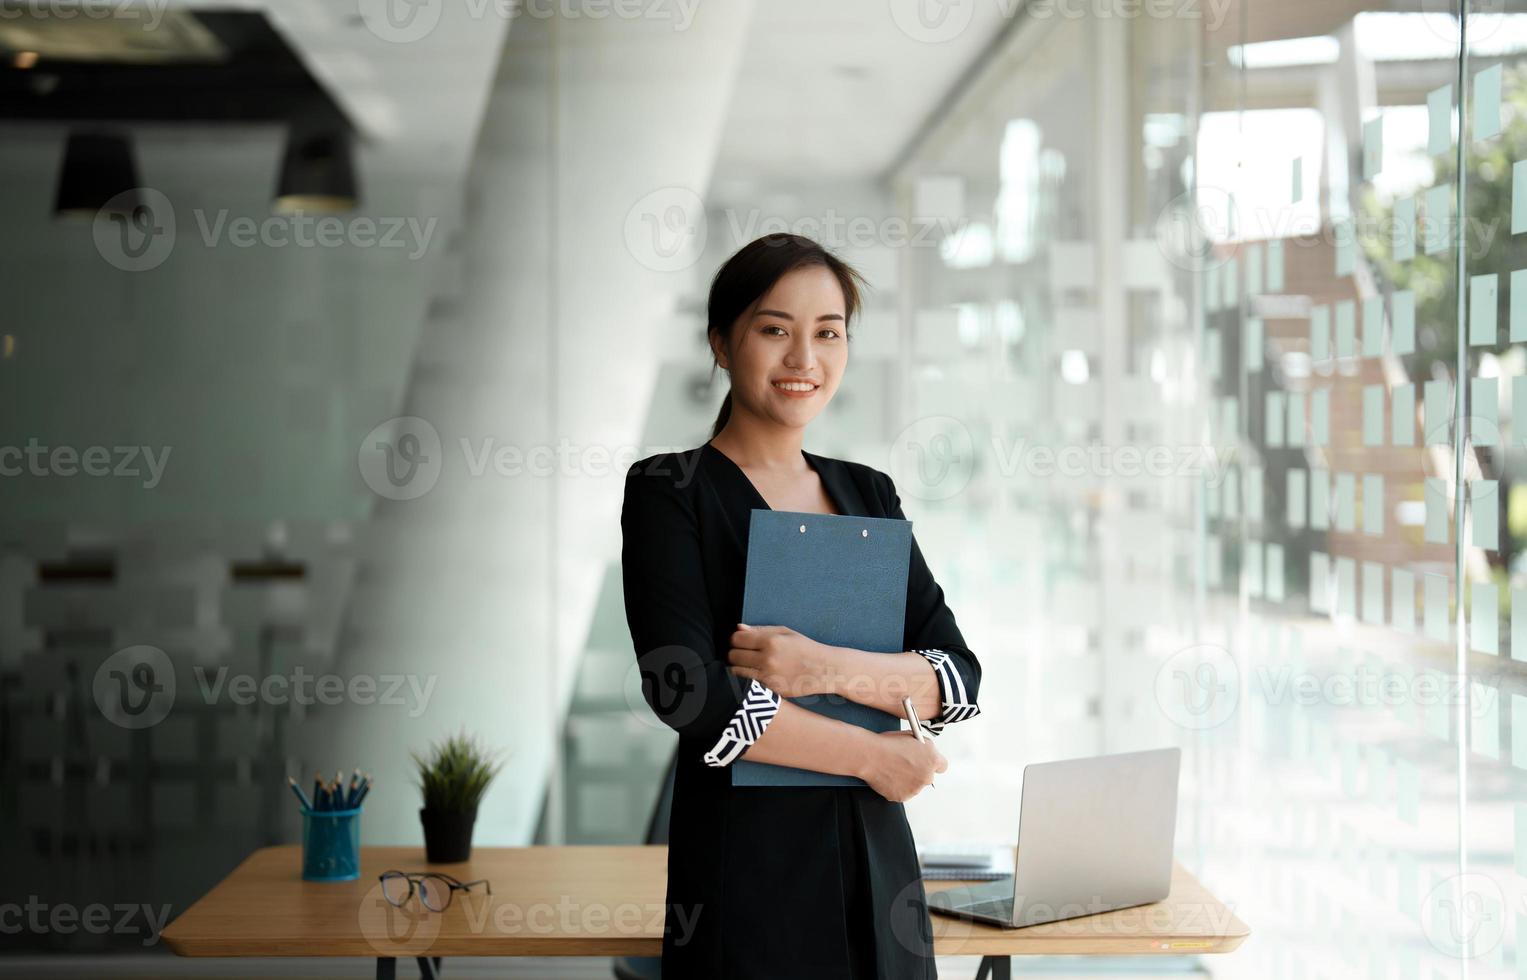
[379,871,491,912]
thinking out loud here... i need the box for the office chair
[611,748,677,980]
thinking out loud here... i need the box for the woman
[620,232,983,979]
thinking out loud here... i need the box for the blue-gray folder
[731,508,913,787]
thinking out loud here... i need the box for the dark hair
[706,233,868,439]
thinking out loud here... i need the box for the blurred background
[4,0,1527,977]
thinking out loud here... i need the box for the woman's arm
[737,697,948,802]
[724,468,983,736]
[622,462,754,751]
[818,644,980,736]
[731,696,876,777]
[823,647,943,721]
[726,629,942,721]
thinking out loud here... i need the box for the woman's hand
[857,730,947,803]
[726,624,838,698]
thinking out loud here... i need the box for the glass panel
[894,12,1105,841]
[892,4,1481,976]
[1463,4,1527,977]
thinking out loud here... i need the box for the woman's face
[714,264,849,431]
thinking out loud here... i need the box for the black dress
[620,441,984,980]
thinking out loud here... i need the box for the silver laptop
[927,747,1180,928]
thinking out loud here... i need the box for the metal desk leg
[375,958,442,980]
[974,954,1011,980]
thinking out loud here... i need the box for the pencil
[287,776,314,811]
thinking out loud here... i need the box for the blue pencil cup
[301,807,361,882]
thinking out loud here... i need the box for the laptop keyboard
[961,898,1014,918]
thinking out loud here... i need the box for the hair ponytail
[710,390,733,439]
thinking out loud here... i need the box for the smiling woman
[704,232,865,440]
[620,232,983,979]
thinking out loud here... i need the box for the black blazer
[621,441,983,980]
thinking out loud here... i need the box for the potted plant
[412,730,503,863]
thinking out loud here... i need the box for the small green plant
[411,729,504,813]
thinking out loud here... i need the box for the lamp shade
[54,131,141,218]
[274,129,358,214]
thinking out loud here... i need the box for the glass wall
[1460,5,1527,979]
[891,2,1527,976]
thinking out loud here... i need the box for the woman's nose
[784,341,816,369]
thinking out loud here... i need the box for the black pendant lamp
[54,132,141,218]
[274,128,359,214]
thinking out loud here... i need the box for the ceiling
[255,0,506,180]
[14,2,1506,225]
[2,0,1017,201]
[711,0,1017,199]
[0,11,355,127]
[0,0,512,182]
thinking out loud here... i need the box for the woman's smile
[771,378,821,397]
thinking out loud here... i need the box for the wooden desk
[163,845,1248,979]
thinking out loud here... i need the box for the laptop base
[928,877,1159,930]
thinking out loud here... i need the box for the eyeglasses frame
[378,870,492,912]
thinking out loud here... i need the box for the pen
[902,696,934,789]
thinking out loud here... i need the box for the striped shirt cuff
[702,679,783,767]
[913,648,981,736]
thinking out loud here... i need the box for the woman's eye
[762,325,787,336]
[819,329,840,339]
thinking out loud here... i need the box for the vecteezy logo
[889,0,975,44]
[1154,643,1238,731]
[1422,873,1506,959]
[625,645,716,733]
[1154,185,1235,274]
[623,187,707,273]
[93,645,177,729]
[1418,0,1506,46]
[93,189,176,272]
[887,875,969,959]
[889,416,974,502]
[356,0,443,43]
[357,879,442,957]
[358,416,443,501]
[645,663,691,715]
